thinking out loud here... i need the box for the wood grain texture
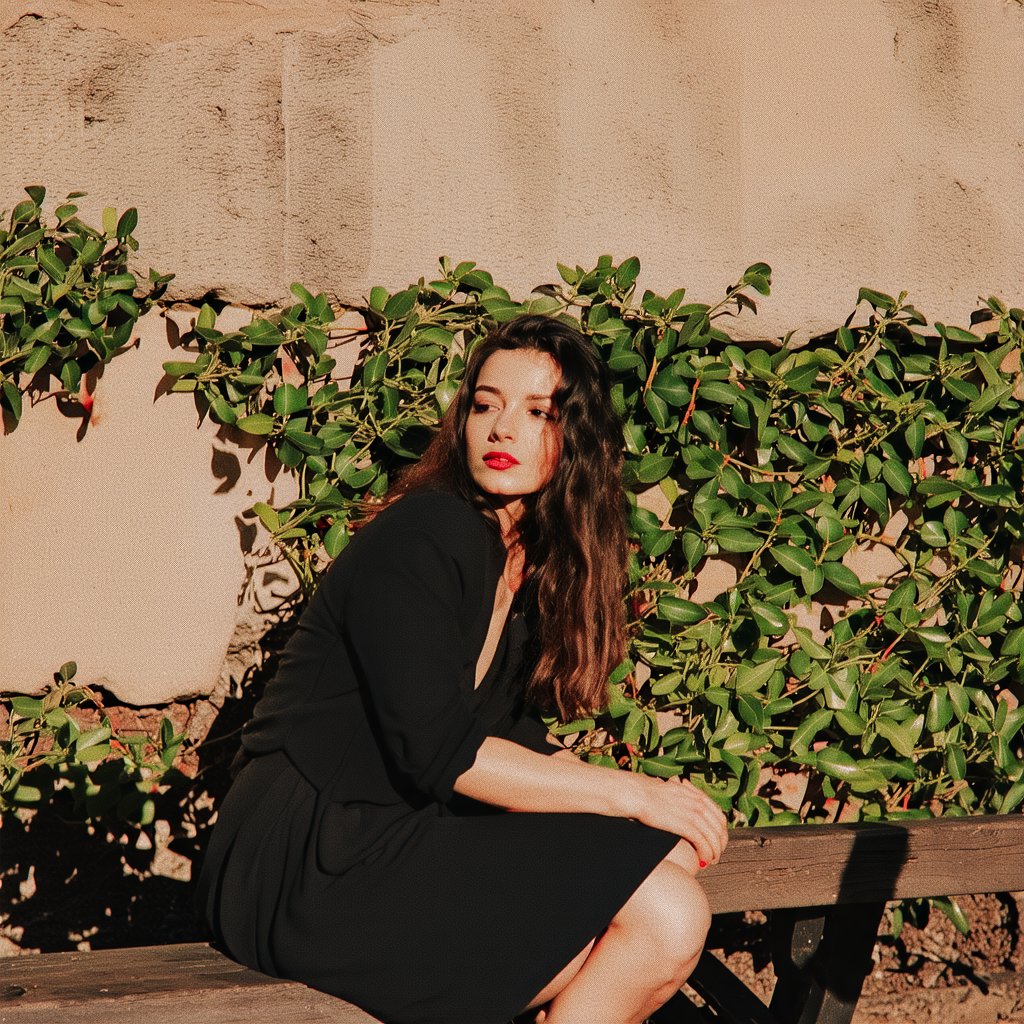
[0,943,382,1024]
[701,814,1024,914]
[1,817,1021,1021]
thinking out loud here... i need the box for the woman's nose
[489,409,516,440]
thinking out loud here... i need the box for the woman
[197,314,728,1024]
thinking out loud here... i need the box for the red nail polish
[699,860,707,868]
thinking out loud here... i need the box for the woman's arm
[453,736,728,866]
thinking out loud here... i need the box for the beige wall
[2,0,1023,702]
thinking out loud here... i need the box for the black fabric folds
[197,491,680,1024]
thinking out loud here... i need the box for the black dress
[197,491,678,1024]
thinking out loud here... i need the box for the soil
[700,894,1024,1024]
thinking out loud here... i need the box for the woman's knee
[614,859,712,967]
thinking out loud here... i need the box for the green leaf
[926,690,954,733]
[650,372,689,406]
[37,247,66,282]
[999,781,1024,814]
[362,351,388,386]
[815,747,859,781]
[734,657,782,694]
[322,521,350,557]
[943,377,979,402]
[383,287,418,320]
[860,482,888,520]
[639,757,687,779]
[916,478,961,498]
[934,897,970,936]
[273,383,308,416]
[771,545,816,576]
[252,502,280,532]
[791,709,833,754]
[880,459,913,496]
[11,784,42,804]
[556,262,578,285]
[681,532,706,569]
[196,303,217,330]
[699,381,739,405]
[920,521,948,547]
[614,256,641,290]
[835,710,867,735]
[209,397,237,425]
[9,696,44,718]
[105,272,136,292]
[643,389,670,429]
[821,562,864,595]
[858,287,896,310]
[2,381,23,421]
[60,359,82,394]
[874,717,917,758]
[793,626,831,661]
[905,418,925,459]
[945,743,966,781]
[162,361,196,378]
[237,413,275,436]
[717,528,763,553]
[657,596,705,626]
[749,601,789,636]
[116,207,138,239]
[636,452,673,484]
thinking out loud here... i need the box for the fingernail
[699,860,707,868]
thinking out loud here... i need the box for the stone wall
[2,0,1022,702]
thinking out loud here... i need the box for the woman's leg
[523,840,710,1024]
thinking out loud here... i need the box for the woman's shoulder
[351,489,498,565]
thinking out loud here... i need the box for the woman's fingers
[673,780,728,864]
[638,773,730,866]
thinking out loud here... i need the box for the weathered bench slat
[700,814,1024,914]
[3,815,1022,1024]
[0,943,381,1024]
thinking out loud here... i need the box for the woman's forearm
[453,735,642,818]
[453,735,731,867]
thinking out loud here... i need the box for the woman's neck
[493,499,525,546]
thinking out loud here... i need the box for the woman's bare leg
[522,841,711,1024]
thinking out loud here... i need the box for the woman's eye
[471,401,495,413]
[530,408,555,420]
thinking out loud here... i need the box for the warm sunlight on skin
[466,349,562,531]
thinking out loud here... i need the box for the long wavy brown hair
[361,314,627,719]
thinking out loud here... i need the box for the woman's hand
[630,774,729,868]
[455,737,728,867]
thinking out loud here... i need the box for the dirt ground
[700,893,1024,1024]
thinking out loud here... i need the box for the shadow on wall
[0,616,296,954]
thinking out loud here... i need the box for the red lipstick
[483,451,519,470]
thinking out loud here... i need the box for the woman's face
[465,348,562,521]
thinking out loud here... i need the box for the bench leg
[768,902,885,1024]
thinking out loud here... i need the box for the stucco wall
[1,0,1022,702]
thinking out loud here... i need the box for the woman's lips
[483,451,519,470]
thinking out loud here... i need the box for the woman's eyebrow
[473,385,555,402]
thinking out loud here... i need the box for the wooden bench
[2,814,1021,1024]
[670,813,1024,1024]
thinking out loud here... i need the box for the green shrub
[0,185,172,426]
[164,255,1024,825]
[0,663,184,824]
